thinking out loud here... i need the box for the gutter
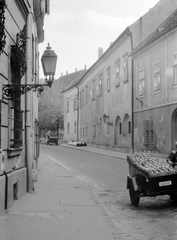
[75,86,79,142]
[127,29,134,153]
[25,13,34,192]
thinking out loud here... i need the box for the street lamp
[41,43,58,87]
[103,114,113,126]
[3,43,58,100]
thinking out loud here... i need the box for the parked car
[47,135,58,146]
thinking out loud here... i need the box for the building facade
[132,9,177,154]
[62,0,177,154]
[0,0,49,214]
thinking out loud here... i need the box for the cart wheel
[129,181,140,206]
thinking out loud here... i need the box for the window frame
[173,53,177,85]
[153,61,161,92]
[123,58,128,83]
[106,67,111,92]
[115,61,120,87]
[139,69,145,96]
[99,74,102,96]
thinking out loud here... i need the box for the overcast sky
[39,0,160,79]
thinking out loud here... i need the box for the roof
[132,8,177,54]
[56,70,84,89]
[61,28,132,94]
[61,69,87,93]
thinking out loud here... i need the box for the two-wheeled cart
[127,155,177,206]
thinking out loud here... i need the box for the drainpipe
[25,13,34,192]
[127,29,134,153]
[75,86,79,142]
[3,171,8,209]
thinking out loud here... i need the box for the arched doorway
[114,116,121,145]
[172,109,177,149]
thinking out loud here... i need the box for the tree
[38,79,64,133]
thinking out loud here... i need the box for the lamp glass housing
[41,44,57,76]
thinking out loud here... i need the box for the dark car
[47,135,58,145]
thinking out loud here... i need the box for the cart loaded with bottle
[127,153,177,206]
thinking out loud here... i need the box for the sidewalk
[61,143,167,160]
[0,152,116,240]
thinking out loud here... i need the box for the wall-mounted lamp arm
[135,97,143,107]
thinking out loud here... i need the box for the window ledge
[7,147,24,157]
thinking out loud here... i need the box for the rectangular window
[119,122,122,135]
[139,69,145,95]
[123,59,128,82]
[82,126,84,137]
[99,74,102,96]
[67,99,69,113]
[92,81,95,100]
[93,120,96,136]
[67,123,70,134]
[107,67,111,92]
[173,53,177,85]
[10,45,24,148]
[153,62,161,91]
[86,86,88,104]
[81,89,84,108]
[107,116,110,134]
[85,122,88,137]
[115,62,120,87]
[74,121,76,134]
[143,119,155,150]
[74,94,78,111]
[128,121,131,134]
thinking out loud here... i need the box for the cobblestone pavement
[79,178,177,240]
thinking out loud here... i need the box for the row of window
[139,53,177,96]
[66,57,129,113]
[66,115,131,137]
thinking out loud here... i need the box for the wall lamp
[3,43,57,100]
[135,97,143,107]
[103,114,113,126]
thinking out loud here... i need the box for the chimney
[66,71,68,75]
[75,68,77,72]
[98,47,103,59]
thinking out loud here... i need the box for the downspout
[26,13,34,192]
[75,86,79,142]
[3,171,8,209]
[127,29,134,153]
